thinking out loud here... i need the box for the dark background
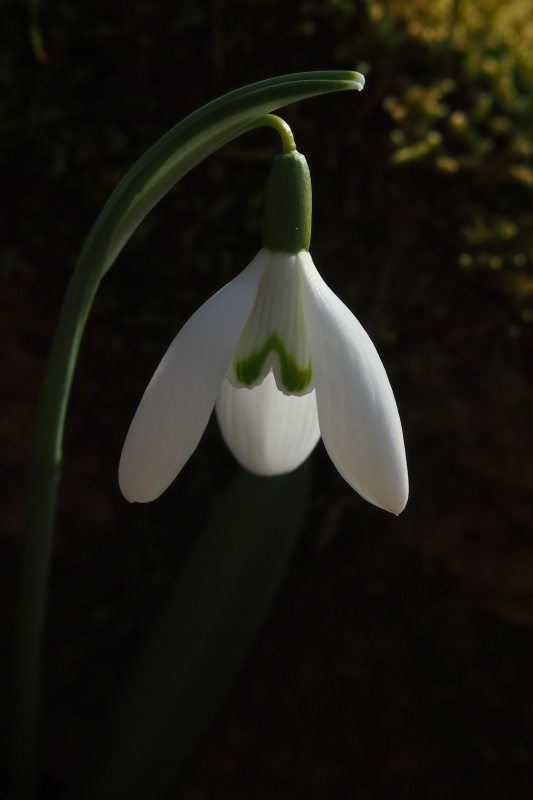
[2,0,533,797]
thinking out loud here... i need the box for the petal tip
[376,472,409,516]
[118,456,167,504]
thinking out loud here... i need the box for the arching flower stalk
[119,118,408,514]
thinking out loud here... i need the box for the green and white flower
[119,149,408,514]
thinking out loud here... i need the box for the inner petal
[228,250,313,396]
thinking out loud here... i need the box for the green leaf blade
[69,465,311,800]
[84,70,364,280]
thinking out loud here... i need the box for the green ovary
[233,332,312,393]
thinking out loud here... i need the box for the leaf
[69,463,311,800]
[82,70,365,284]
[33,71,363,466]
[15,71,362,800]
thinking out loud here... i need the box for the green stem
[13,70,364,800]
[13,465,59,800]
[251,114,296,152]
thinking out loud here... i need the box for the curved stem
[251,114,296,152]
[13,70,364,800]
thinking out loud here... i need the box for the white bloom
[119,248,409,514]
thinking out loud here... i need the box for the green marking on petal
[233,332,312,393]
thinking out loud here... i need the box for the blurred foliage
[381,0,533,316]
[2,0,533,797]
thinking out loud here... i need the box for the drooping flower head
[119,122,409,514]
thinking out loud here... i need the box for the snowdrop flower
[119,144,408,513]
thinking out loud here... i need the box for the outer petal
[119,250,270,502]
[298,252,408,514]
[215,371,321,476]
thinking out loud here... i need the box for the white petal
[229,251,313,396]
[215,371,321,476]
[119,250,270,502]
[298,252,409,514]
